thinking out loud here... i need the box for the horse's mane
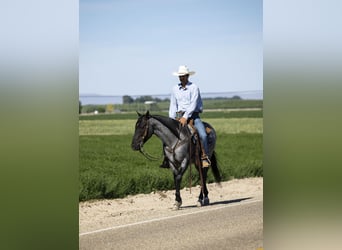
[151,115,181,139]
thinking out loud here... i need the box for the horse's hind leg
[197,167,209,206]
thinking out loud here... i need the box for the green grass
[203,99,263,110]
[79,135,173,200]
[79,102,263,201]
[215,133,263,178]
[79,118,263,136]
[79,120,136,135]
[79,134,262,201]
[79,116,263,201]
[79,109,263,121]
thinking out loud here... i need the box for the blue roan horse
[131,111,221,210]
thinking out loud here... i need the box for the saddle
[176,116,211,167]
[175,111,212,134]
[187,119,211,168]
[187,119,212,135]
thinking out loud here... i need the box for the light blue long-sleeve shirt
[169,81,203,119]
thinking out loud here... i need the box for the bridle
[138,116,187,162]
[138,117,163,161]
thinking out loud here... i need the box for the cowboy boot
[199,139,211,168]
[201,154,211,168]
[159,156,170,168]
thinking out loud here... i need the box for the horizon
[79,89,263,97]
[79,90,263,105]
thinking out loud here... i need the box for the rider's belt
[176,111,200,119]
[176,111,185,119]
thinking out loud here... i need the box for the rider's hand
[179,117,187,126]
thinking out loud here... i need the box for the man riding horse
[160,65,211,169]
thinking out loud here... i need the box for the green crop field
[81,99,263,114]
[79,110,263,201]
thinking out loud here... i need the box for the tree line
[79,95,244,114]
[122,95,241,104]
[122,95,170,104]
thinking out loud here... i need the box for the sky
[79,0,263,96]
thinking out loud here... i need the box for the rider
[160,65,211,168]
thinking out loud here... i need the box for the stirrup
[201,156,211,168]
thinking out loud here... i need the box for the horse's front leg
[173,172,182,210]
[172,160,188,210]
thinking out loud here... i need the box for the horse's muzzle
[131,142,141,151]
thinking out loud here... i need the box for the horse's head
[131,111,153,151]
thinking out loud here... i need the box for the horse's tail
[210,151,221,183]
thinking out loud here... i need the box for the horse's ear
[146,110,150,117]
[136,111,142,117]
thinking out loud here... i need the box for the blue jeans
[191,113,209,156]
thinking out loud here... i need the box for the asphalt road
[80,199,263,250]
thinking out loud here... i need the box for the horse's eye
[136,119,142,126]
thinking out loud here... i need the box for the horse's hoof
[197,197,210,207]
[173,201,182,210]
[203,197,210,206]
[196,200,202,207]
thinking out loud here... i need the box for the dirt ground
[79,177,263,234]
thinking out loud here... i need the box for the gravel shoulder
[79,177,263,234]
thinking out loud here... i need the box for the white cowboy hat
[172,65,195,76]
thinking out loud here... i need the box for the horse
[131,111,221,210]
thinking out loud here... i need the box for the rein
[139,147,163,161]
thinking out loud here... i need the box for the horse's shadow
[181,197,253,209]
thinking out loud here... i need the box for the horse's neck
[150,118,179,147]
